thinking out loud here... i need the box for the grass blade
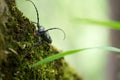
[30,49,84,68]
[30,46,120,68]
[72,18,120,30]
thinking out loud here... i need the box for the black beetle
[27,0,66,46]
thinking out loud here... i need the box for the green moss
[0,0,82,80]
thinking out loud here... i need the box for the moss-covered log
[0,0,82,80]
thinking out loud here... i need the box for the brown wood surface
[108,0,120,80]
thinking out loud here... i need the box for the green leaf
[72,18,120,30]
[30,46,120,68]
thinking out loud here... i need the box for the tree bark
[107,0,120,80]
[0,0,81,80]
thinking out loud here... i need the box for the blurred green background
[16,0,110,80]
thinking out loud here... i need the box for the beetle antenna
[44,28,66,40]
[26,0,40,28]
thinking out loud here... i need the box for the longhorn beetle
[27,0,66,46]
